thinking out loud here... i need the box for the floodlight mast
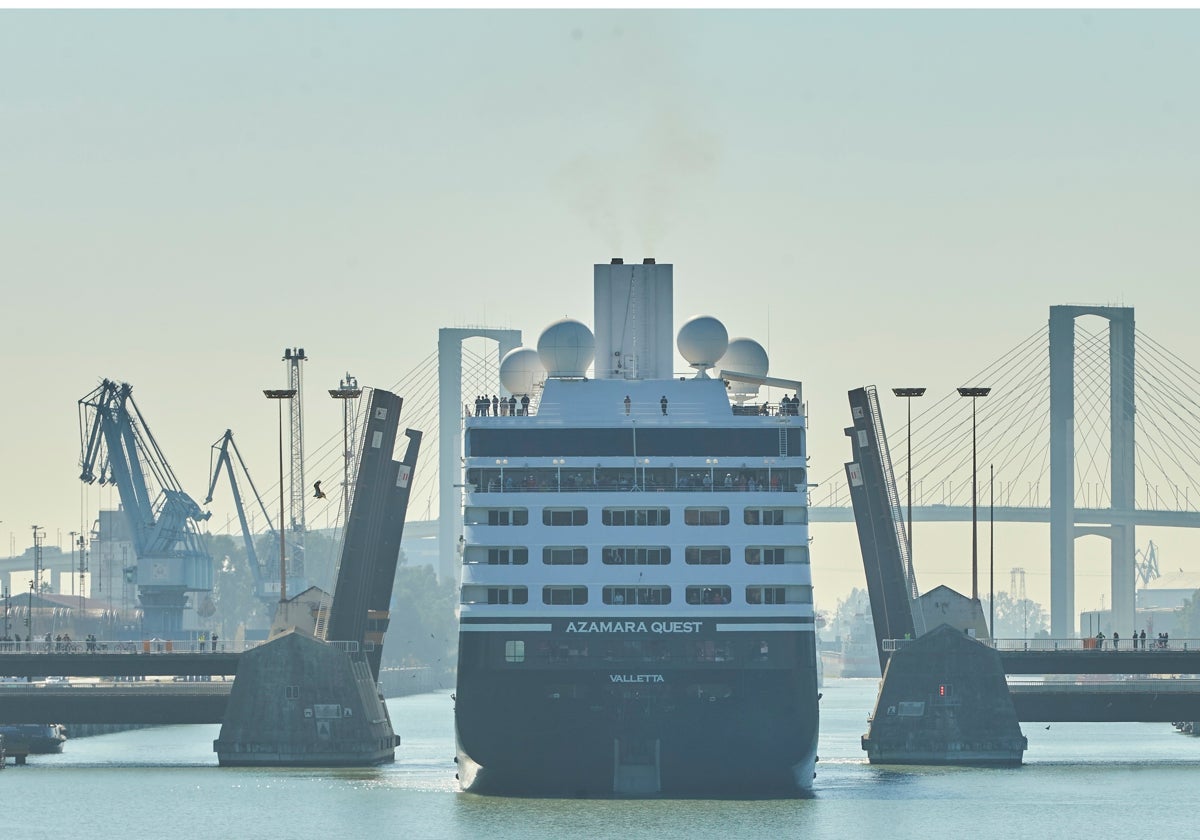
[957,386,992,601]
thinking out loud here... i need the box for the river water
[5,678,1198,839]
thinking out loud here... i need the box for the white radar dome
[719,337,769,378]
[719,338,770,403]
[499,347,545,396]
[677,315,729,377]
[537,318,595,379]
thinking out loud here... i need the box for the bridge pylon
[437,328,522,584]
[1049,305,1135,637]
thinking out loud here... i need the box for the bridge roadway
[811,504,1200,528]
[999,646,1200,675]
[7,640,1200,728]
[0,649,241,679]
[1001,645,1200,721]
[0,681,231,724]
[879,638,1200,722]
[1008,679,1200,722]
[0,647,240,724]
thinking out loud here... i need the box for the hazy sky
[3,10,1200,617]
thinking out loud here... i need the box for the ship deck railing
[467,482,804,493]
[464,401,803,420]
[883,637,1200,653]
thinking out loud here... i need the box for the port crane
[78,379,213,637]
[1136,540,1160,587]
[204,429,288,604]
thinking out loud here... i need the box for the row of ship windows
[466,506,807,527]
[499,637,795,666]
[464,545,809,565]
[462,584,813,606]
[466,466,807,494]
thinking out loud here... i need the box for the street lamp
[30,525,45,640]
[891,388,926,580]
[264,388,297,602]
[957,387,991,603]
[329,373,362,519]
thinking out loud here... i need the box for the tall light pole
[264,389,297,603]
[990,463,995,638]
[329,373,362,521]
[892,388,926,578]
[31,525,45,639]
[957,387,991,602]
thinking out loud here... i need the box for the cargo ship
[453,259,819,796]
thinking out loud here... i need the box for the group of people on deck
[471,394,530,416]
[1095,629,1170,650]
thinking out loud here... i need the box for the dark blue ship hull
[454,628,819,796]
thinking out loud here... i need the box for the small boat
[0,723,67,755]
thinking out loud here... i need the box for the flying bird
[313,480,326,499]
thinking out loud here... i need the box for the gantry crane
[205,429,286,604]
[78,379,213,637]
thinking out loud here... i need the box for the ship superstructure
[453,260,818,795]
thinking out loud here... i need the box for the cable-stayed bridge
[812,305,1200,636]
[203,306,1200,639]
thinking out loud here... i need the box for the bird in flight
[313,480,327,499]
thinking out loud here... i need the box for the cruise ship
[454,260,819,796]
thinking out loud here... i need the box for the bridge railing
[883,637,1200,653]
[1006,677,1200,692]
[0,638,376,655]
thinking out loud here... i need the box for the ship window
[684,507,729,526]
[685,546,731,565]
[744,508,783,525]
[745,585,812,605]
[543,586,589,605]
[745,546,806,565]
[602,546,671,565]
[505,640,525,663]
[685,585,732,605]
[543,508,588,526]
[543,547,587,565]
[602,507,670,526]
[461,585,529,605]
[467,426,805,458]
[463,547,529,565]
[744,506,807,525]
[603,586,672,606]
[473,508,528,526]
